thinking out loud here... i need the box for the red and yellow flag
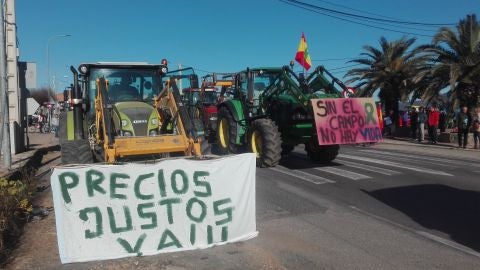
[295,32,312,71]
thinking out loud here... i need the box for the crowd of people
[29,104,61,135]
[383,105,480,149]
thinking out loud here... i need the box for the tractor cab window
[252,71,278,99]
[88,68,162,105]
[238,73,248,95]
[202,90,218,105]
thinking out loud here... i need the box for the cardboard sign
[311,98,382,145]
[51,154,258,264]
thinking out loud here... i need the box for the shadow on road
[279,153,340,169]
[7,145,60,180]
[364,184,480,251]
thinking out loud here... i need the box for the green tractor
[216,65,351,167]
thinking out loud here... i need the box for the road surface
[5,141,480,269]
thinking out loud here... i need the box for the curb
[0,143,59,180]
[380,139,478,151]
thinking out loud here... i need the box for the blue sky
[16,0,479,91]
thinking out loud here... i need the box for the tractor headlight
[151,118,158,125]
[149,130,158,136]
[121,119,128,127]
[209,116,217,121]
[123,131,133,137]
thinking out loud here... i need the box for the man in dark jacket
[457,105,472,148]
[417,107,427,142]
[410,108,418,140]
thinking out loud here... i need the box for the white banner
[51,153,257,264]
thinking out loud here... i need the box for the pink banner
[311,98,382,145]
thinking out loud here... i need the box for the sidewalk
[381,136,478,151]
[0,132,59,179]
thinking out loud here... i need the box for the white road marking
[270,166,335,185]
[338,154,453,176]
[314,166,371,180]
[335,159,401,176]
[349,205,480,259]
[359,149,480,168]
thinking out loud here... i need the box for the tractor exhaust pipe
[70,66,84,139]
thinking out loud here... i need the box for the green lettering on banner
[134,173,154,200]
[186,197,207,223]
[78,207,103,239]
[190,223,196,245]
[158,229,182,250]
[213,198,233,225]
[107,206,133,234]
[58,172,79,204]
[159,198,181,224]
[207,225,213,244]
[364,102,377,125]
[137,203,157,230]
[110,173,129,200]
[171,169,189,194]
[117,233,146,256]
[221,226,228,242]
[86,169,106,197]
[157,169,167,197]
[193,171,211,197]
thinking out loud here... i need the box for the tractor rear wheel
[61,139,94,165]
[248,118,282,167]
[305,137,339,163]
[216,107,238,154]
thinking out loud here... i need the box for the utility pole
[0,0,11,169]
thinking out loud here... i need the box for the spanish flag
[295,32,312,71]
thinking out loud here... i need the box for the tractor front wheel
[248,118,282,167]
[61,139,94,165]
[305,136,339,163]
[216,107,238,154]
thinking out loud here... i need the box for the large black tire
[216,107,238,154]
[61,139,94,165]
[58,112,68,145]
[248,118,282,167]
[200,136,212,155]
[305,137,339,163]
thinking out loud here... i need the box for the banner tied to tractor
[51,154,257,264]
[311,98,382,145]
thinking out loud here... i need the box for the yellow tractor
[59,61,208,164]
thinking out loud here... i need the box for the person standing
[473,107,480,149]
[457,105,472,149]
[439,108,447,133]
[428,105,440,144]
[417,107,427,142]
[410,108,418,140]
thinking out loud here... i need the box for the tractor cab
[78,62,168,137]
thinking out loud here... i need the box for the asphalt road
[6,141,480,269]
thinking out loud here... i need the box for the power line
[279,0,435,37]
[283,0,455,26]
[312,57,357,62]
[329,64,363,71]
[310,0,440,33]
[312,0,408,21]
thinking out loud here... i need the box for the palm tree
[417,14,480,109]
[345,36,427,124]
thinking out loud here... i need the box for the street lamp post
[46,34,71,95]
